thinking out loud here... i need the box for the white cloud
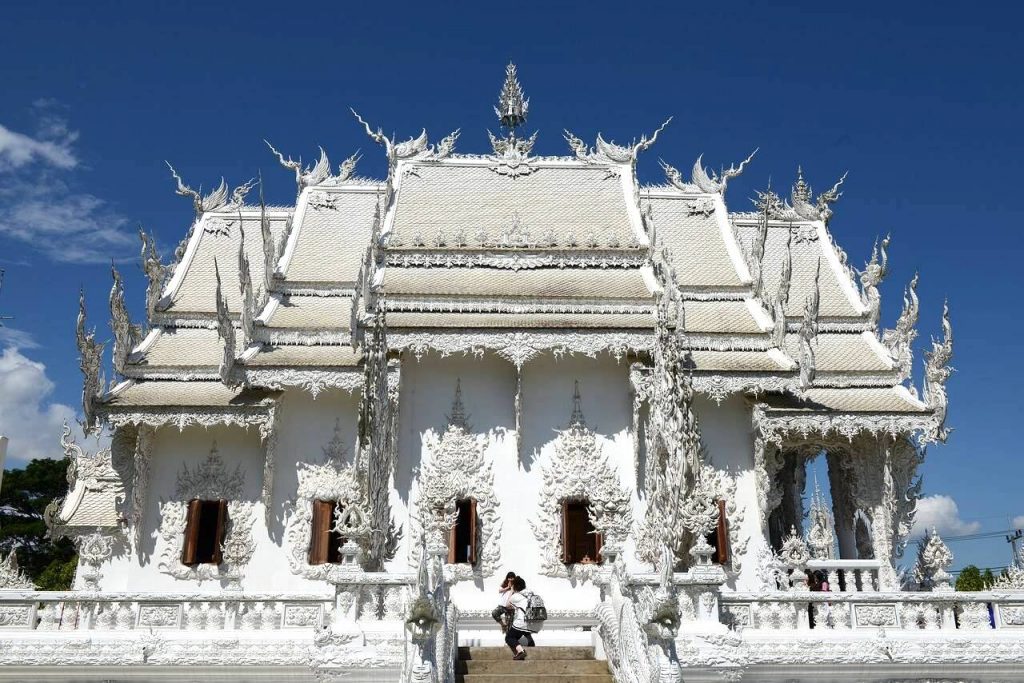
[0,104,134,264]
[0,346,85,467]
[0,327,39,349]
[1012,515,1024,529]
[0,121,76,171]
[912,494,982,538]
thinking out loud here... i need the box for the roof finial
[793,165,811,203]
[495,62,529,135]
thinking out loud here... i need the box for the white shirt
[508,591,532,631]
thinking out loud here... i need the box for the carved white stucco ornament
[412,380,501,583]
[798,259,821,392]
[75,290,105,435]
[994,548,1024,590]
[213,260,237,387]
[791,166,847,225]
[138,229,170,318]
[690,149,757,196]
[806,476,836,559]
[779,526,811,590]
[265,141,331,191]
[284,419,373,582]
[108,266,142,379]
[914,527,954,592]
[922,300,953,444]
[157,442,256,584]
[860,234,890,329]
[164,162,231,216]
[76,529,116,590]
[530,383,632,581]
[0,550,35,590]
[882,271,920,383]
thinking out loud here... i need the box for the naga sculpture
[691,148,758,196]
[165,162,229,216]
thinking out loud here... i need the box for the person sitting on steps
[505,576,537,660]
[491,571,516,633]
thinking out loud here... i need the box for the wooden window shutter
[561,500,571,564]
[181,499,203,566]
[309,500,333,565]
[715,499,729,565]
[467,498,478,566]
[210,499,228,565]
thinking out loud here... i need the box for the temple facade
[2,64,1023,682]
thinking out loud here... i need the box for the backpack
[524,591,548,622]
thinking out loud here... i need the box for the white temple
[1,63,1023,682]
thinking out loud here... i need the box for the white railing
[806,558,882,592]
[0,575,415,632]
[720,590,1024,631]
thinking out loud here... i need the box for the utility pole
[1007,529,1023,567]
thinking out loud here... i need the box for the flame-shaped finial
[494,62,529,132]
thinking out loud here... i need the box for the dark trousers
[505,626,535,652]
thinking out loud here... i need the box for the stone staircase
[455,646,613,683]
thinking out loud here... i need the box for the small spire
[793,166,811,203]
[569,380,586,427]
[495,62,529,133]
[447,378,469,429]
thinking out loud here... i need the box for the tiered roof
[84,64,949,442]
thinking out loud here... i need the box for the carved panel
[997,604,1024,628]
[853,603,899,628]
[137,603,183,629]
[0,604,35,630]
[283,604,324,629]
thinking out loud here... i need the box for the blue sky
[1,0,1021,572]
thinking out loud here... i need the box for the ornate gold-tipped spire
[494,62,529,133]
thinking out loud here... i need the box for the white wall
[100,357,765,601]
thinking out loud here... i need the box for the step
[457,658,610,674]
[456,675,612,683]
[459,646,595,661]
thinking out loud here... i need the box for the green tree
[955,565,991,591]
[0,458,77,589]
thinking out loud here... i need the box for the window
[181,499,227,566]
[705,499,729,565]
[309,500,347,565]
[448,498,478,565]
[562,500,602,565]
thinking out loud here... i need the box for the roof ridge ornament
[791,167,848,225]
[798,258,821,392]
[165,162,230,216]
[109,264,141,377]
[860,234,890,329]
[213,259,237,387]
[882,271,920,383]
[139,229,169,319]
[566,118,672,167]
[76,289,105,435]
[691,149,758,196]
[922,300,953,444]
[488,63,537,176]
[264,141,332,192]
